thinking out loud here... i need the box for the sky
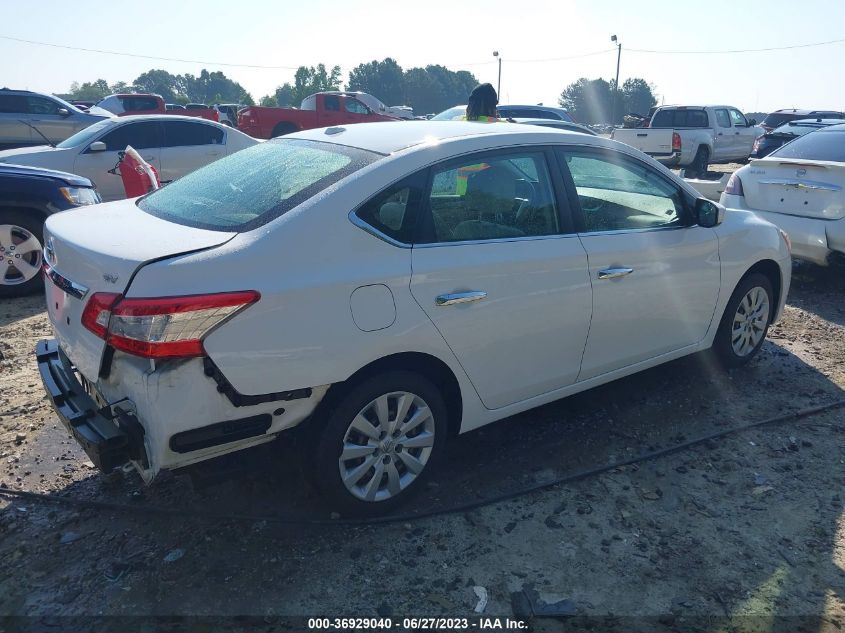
[2,0,845,114]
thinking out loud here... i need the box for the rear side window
[121,97,159,112]
[770,130,845,162]
[138,139,381,231]
[354,174,425,244]
[715,109,731,128]
[97,121,162,151]
[162,121,224,147]
[0,94,27,113]
[651,109,709,128]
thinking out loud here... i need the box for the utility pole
[493,51,501,97]
[611,35,621,125]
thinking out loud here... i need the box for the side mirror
[748,118,757,126]
[57,108,70,117]
[696,198,726,228]
[88,141,107,152]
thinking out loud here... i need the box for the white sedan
[36,121,791,516]
[721,123,845,266]
[0,115,258,201]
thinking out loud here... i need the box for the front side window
[162,121,224,147]
[420,151,560,243]
[715,109,731,128]
[345,99,369,115]
[138,139,381,231]
[560,149,686,233]
[26,96,61,115]
[97,121,162,151]
[729,109,748,127]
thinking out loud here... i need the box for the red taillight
[752,138,761,154]
[672,132,681,152]
[81,292,121,338]
[82,291,260,359]
[724,172,744,196]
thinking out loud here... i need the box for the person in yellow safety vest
[456,84,501,194]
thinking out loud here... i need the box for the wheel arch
[740,258,783,318]
[314,352,464,437]
[271,122,300,137]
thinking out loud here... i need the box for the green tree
[259,94,278,107]
[403,65,479,114]
[132,69,181,102]
[183,69,253,104]
[274,83,295,107]
[287,64,342,105]
[559,78,613,124]
[621,78,657,118]
[66,79,112,100]
[347,58,406,105]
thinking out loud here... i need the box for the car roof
[289,120,610,155]
[108,114,223,124]
[509,118,596,135]
[771,108,843,114]
[781,118,844,126]
[817,123,845,132]
[499,104,569,111]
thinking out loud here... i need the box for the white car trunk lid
[43,198,235,381]
[743,158,845,220]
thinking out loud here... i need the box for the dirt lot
[1,259,844,632]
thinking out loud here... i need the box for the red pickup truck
[238,92,399,139]
[94,94,219,122]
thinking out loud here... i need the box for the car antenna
[17,119,56,148]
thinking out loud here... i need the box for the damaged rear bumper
[35,339,147,473]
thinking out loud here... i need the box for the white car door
[712,108,734,162]
[557,148,721,381]
[409,149,593,410]
[159,120,225,184]
[729,108,757,159]
[73,120,162,201]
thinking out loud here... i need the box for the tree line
[63,60,658,123]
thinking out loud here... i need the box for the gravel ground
[1,259,844,632]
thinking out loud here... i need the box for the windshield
[431,106,467,121]
[56,119,114,148]
[137,139,382,232]
[769,129,845,162]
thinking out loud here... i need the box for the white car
[36,122,791,516]
[721,123,845,266]
[0,115,258,201]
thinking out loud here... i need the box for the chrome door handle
[435,291,487,306]
[597,267,634,280]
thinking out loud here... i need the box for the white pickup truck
[611,105,763,176]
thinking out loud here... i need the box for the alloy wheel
[731,286,770,357]
[338,391,436,503]
[0,224,43,286]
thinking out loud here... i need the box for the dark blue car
[0,163,100,297]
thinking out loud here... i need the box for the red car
[238,92,399,139]
[95,94,219,122]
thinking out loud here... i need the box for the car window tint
[560,150,685,233]
[163,121,224,147]
[98,121,161,151]
[26,96,61,115]
[715,109,731,128]
[422,151,559,243]
[652,109,708,128]
[770,129,845,162]
[345,99,369,114]
[324,96,340,112]
[138,139,381,231]
[0,95,28,113]
[729,109,748,127]
[355,176,424,244]
[122,97,159,112]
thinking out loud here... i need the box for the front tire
[0,210,45,298]
[311,371,448,516]
[713,273,773,368]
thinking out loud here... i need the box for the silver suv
[0,89,109,150]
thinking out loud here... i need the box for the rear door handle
[435,291,487,306]
[597,267,634,280]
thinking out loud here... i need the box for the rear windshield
[762,113,799,128]
[137,139,381,231]
[769,129,845,162]
[651,109,709,128]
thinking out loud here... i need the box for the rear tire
[0,209,45,298]
[271,123,298,138]
[310,371,449,517]
[689,146,710,179]
[712,273,773,368]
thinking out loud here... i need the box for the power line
[627,36,845,55]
